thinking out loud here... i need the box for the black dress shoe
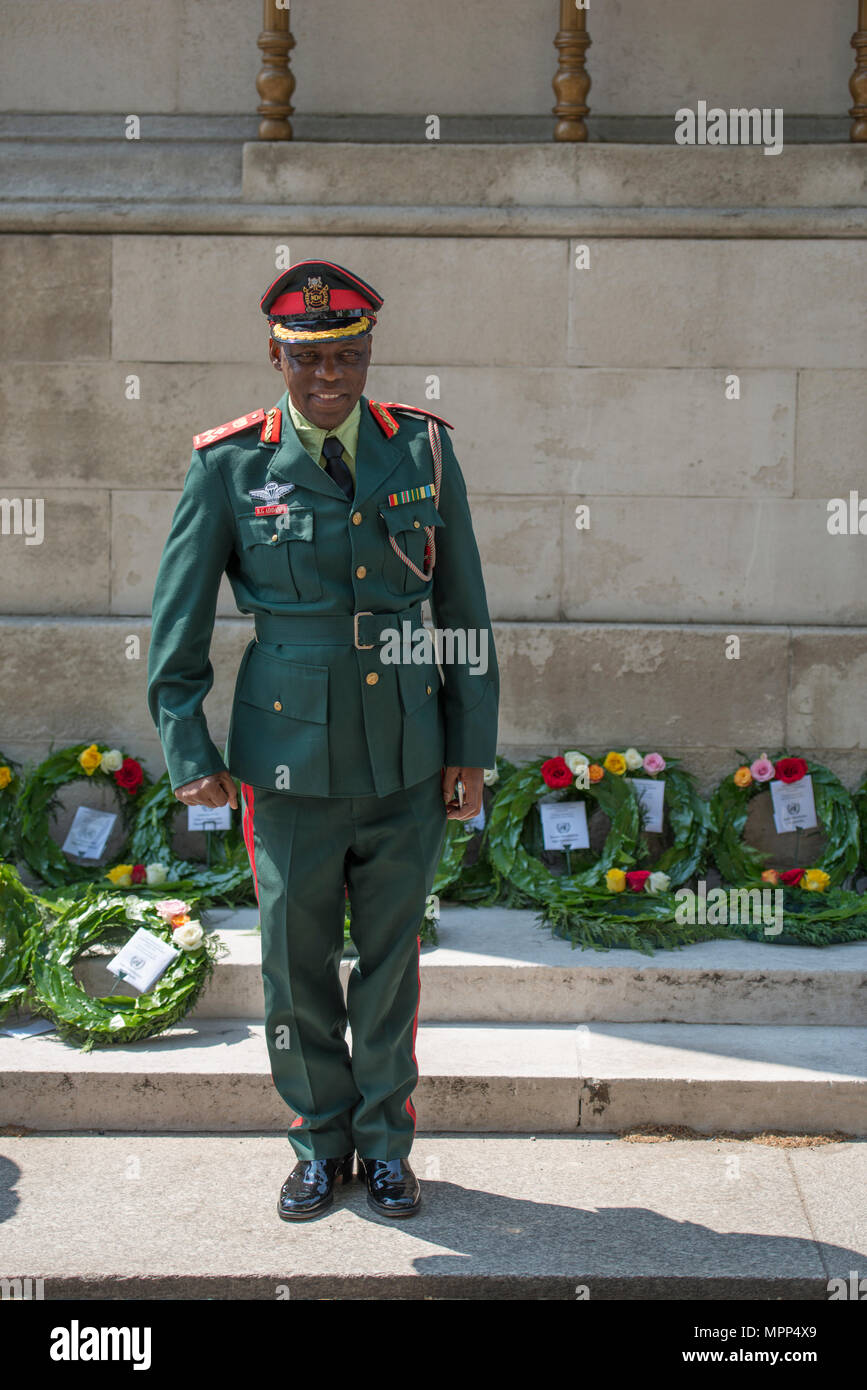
[357,1156,421,1218]
[277,1153,355,1221]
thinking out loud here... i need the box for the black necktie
[321,435,354,500]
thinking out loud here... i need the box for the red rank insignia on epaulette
[368,400,400,439]
[259,406,281,445]
[193,409,265,450]
[378,401,454,430]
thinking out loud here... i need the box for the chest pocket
[236,506,322,602]
[379,496,445,596]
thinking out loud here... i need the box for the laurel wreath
[17,744,151,888]
[853,774,867,876]
[0,865,42,1019]
[127,772,255,903]
[709,753,859,887]
[28,888,225,1051]
[486,758,642,907]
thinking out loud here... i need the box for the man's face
[269,335,372,428]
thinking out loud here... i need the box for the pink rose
[154,898,190,922]
[750,754,775,782]
[642,752,666,775]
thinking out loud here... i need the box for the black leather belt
[254,604,424,649]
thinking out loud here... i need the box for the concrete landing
[0,1133,862,1300]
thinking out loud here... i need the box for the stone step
[2,1019,864,1136]
[134,904,867,1026]
[1,1131,861,1300]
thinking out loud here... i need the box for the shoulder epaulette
[193,408,270,451]
[368,400,454,439]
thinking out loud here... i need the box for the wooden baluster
[850,0,867,140]
[256,0,295,141]
[552,0,591,141]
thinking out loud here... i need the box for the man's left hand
[442,766,484,821]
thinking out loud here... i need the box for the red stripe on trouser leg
[404,933,422,1127]
[240,782,260,904]
[290,1114,305,1129]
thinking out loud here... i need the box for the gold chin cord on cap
[387,419,443,582]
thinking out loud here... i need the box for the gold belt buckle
[353,611,374,650]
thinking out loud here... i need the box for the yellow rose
[761,869,780,885]
[0,765,12,790]
[603,751,627,776]
[733,766,753,788]
[606,868,626,893]
[106,864,133,887]
[802,868,830,892]
[78,743,103,776]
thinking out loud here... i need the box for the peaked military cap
[261,259,383,344]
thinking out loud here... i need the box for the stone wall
[1,138,866,792]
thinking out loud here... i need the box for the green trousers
[240,771,447,1161]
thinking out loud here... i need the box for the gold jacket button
[355,564,367,579]
[413,519,420,528]
[273,700,283,711]
[270,533,279,543]
[365,672,379,686]
[352,511,362,525]
[426,684,432,695]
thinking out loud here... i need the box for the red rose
[625,870,651,893]
[541,757,572,789]
[114,757,143,795]
[775,757,808,784]
[131,864,147,884]
[780,868,804,886]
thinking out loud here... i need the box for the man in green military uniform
[147,260,498,1220]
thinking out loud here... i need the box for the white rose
[173,921,204,951]
[623,747,644,771]
[482,767,499,786]
[145,863,168,885]
[563,750,589,774]
[100,749,124,773]
[647,871,671,895]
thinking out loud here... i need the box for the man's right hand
[173,770,239,809]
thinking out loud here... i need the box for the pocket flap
[396,656,440,715]
[238,507,313,549]
[239,646,328,723]
[379,496,444,537]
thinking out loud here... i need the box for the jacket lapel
[353,396,411,509]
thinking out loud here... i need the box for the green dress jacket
[146,391,499,798]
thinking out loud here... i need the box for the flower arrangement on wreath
[485,751,642,908]
[0,751,22,864]
[709,752,859,890]
[125,771,255,903]
[28,889,226,1051]
[18,742,152,888]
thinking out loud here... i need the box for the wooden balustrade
[851,0,867,140]
[256,0,295,140]
[552,0,591,141]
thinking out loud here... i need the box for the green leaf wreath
[28,887,226,1051]
[127,771,255,904]
[18,743,151,888]
[709,752,859,887]
[486,756,641,907]
[0,864,42,1019]
[431,755,518,904]
[0,751,22,864]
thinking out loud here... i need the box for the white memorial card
[540,801,590,851]
[0,1018,57,1038]
[187,802,232,832]
[61,806,117,860]
[631,778,666,834]
[770,775,818,834]
[107,928,178,993]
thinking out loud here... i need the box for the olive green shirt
[286,396,360,481]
